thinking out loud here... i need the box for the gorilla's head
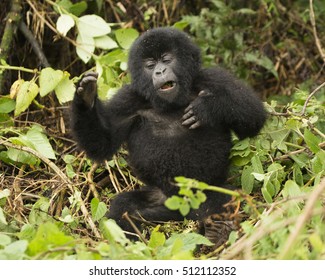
[128,28,201,110]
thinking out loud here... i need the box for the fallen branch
[309,0,325,63]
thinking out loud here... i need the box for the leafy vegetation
[0,0,324,260]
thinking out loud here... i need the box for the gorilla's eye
[145,60,156,70]
[162,53,173,63]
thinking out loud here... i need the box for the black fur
[71,27,266,233]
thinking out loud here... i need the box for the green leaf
[179,202,190,216]
[54,72,75,104]
[251,155,264,174]
[77,15,111,37]
[148,229,166,249]
[241,165,255,194]
[0,207,8,225]
[91,198,107,221]
[76,33,95,63]
[7,148,39,166]
[14,81,39,116]
[0,97,15,113]
[100,219,128,245]
[244,52,278,79]
[282,180,302,198]
[3,240,28,260]
[261,186,273,203]
[56,14,75,36]
[26,125,56,159]
[0,233,11,246]
[115,28,139,49]
[165,195,181,210]
[39,68,64,97]
[29,197,50,225]
[69,1,87,16]
[94,35,118,50]
[304,129,321,153]
[27,222,75,256]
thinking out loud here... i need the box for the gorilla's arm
[71,73,144,162]
[183,67,266,139]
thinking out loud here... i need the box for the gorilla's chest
[136,108,187,138]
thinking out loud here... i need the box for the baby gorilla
[71,27,266,238]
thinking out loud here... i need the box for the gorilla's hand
[76,72,98,108]
[181,90,213,129]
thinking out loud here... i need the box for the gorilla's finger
[182,109,194,121]
[189,121,201,129]
[80,76,97,86]
[184,104,193,113]
[182,116,197,126]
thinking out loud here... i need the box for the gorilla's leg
[108,187,185,233]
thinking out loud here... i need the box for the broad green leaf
[26,125,56,159]
[15,81,39,116]
[39,68,64,97]
[100,219,128,245]
[179,202,190,216]
[115,28,139,49]
[282,180,301,198]
[261,187,273,203]
[164,196,181,210]
[0,233,11,246]
[94,35,118,50]
[0,97,15,113]
[251,155,264,174]
[56,14,75,36]
[304,129,321,153]
[148,229,166,249]
[3,240,28,260]
[76,33,95,63]
[69,1,87,16]
[244,52,278,79]
[17,224,36,241]
[241,165,255,194]
[27,222,75,256]
[91,197,107,221]
[7,148,39,166]
[77,15,111,37]
[54,72,75,104]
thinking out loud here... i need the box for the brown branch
[0,0,22,92]
[301,81,325,115]
[18,21,50,67]
[309,0,325,63]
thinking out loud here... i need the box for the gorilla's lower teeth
[161,82,174,90]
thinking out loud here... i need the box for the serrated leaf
[26,125,56,160]
[115,28,139,49]
[94,35,118,50]
[54,72,75,104]
[304,129,321,153]
[56,14,75,36]
[14,81,39,116]
[76,33,95,63]
[39,68,64,97]
[77,15,111,37]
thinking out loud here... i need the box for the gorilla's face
[144,52,180,104]
[128,28,202,110]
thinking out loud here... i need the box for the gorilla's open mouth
[159,81,177,91]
